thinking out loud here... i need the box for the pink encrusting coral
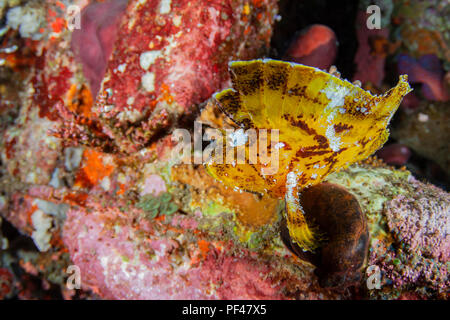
[140,174,167,197]
[61,199,322,299]
[385,177,449,262]
[369,177,449,291]
[284,24,337,70]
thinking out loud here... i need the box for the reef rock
[392,101,449,175]
[0,0,448,300]
[88,0,278,154]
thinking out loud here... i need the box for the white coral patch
[140,50,162,70]
[64,147,83,171]
[117,63,127,73]
[158,0,171,14]
[100,176,111,191]
[126,96,135,105]
[172,15,182,27]
[117,107,141,122]
[31,209,52,252]
[141,72,155,92]
[7,5,45,40]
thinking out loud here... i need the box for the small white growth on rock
[117,107,142,122]
[418,113,429,122]
[34,199,68,220]
[141,72,155,92]
[31,209,52,252]
[64,147,83,171]
[49,168,63,188]
[311,173,318,179]
[102,105,114,113]
[127,96,135,105]
[158,0,171,14]
[274,142,285,150]
[228,129,248,147]
[7,5,45,40]
[140,50,162,70]
[117,63,127,73]
[172,15,182,27]
[100,176,111,191]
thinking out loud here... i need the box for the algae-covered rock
[61,160,447,299]
[326,164,449,299]
[392,101,450,175]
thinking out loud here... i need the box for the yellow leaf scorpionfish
[204,59,411,286]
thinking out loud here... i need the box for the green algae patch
[137,192,179,219]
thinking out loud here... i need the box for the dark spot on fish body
[266,65,289,91]
[334,123,353,133]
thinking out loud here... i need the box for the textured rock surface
[327,164,449,299]
[85,0,278,154]
[0,0,448,300]
[392,101,449,175]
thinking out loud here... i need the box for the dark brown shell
[280,182,369,289]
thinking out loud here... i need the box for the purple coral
[397,54,449,102]
[370,177,450,291]
[385,177,449,262]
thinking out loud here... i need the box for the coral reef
[67,0,278,154]
[391,0,450,68]
[392,101,449,176]
[0,0,448,300]
[326,165,449,299]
